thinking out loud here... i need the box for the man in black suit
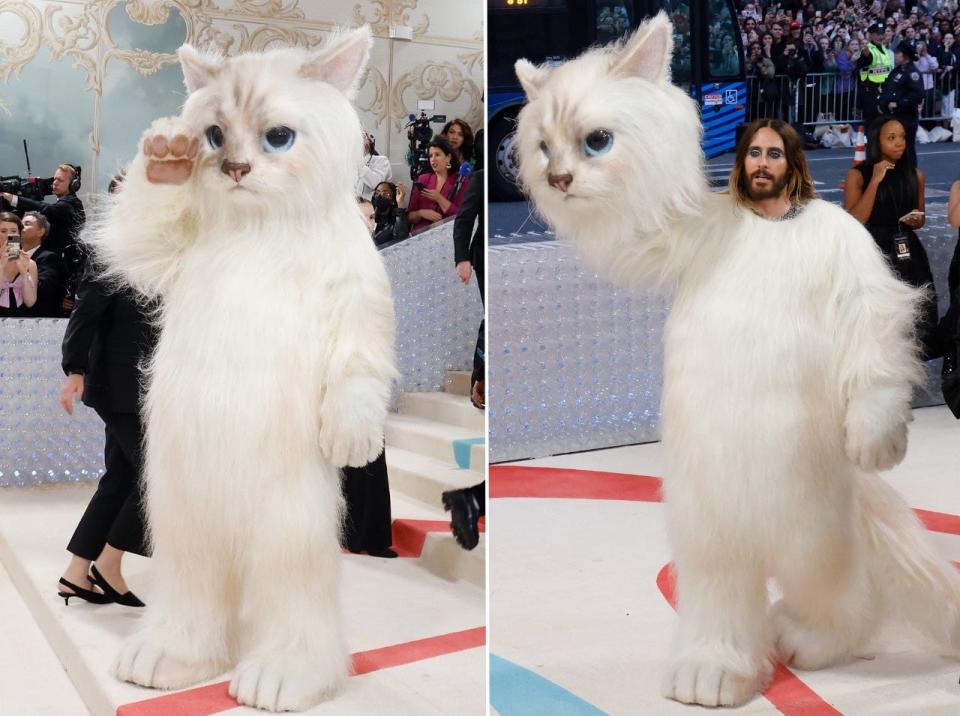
[452,129,485,404]
[19,212,65,318]
[444,131,485,551]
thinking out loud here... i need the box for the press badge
[894,235,911,261]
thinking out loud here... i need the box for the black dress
[855,163,939,359]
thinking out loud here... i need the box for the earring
[446,163,451,169]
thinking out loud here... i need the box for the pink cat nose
[221,160,251,183]
[548,172,573,193]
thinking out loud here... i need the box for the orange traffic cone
[840,125,866,190]
[852,125,866,166]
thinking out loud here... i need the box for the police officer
[856,22,894,127]
[880,41,924,167]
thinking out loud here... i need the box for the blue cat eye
[582,129,613,157]
[261,126,296,153]
[205,125,224,150]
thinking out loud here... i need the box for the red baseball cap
[789,20,801,29]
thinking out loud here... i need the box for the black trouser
[67,408,149,559]
[473,259,485,386]
[341,449,393,553]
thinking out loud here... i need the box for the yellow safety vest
[859,43,893,84]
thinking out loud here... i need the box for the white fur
[517,13,960,708]
[86,27,397,712]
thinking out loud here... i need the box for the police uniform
[856,23,894,126]
[879,41,924,166]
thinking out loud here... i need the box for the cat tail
[83,118,197,300]
[855,470,960,654]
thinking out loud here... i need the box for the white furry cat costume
[85,28,396,711]
[516,14,960,708]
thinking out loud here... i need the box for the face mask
[371,194,394,213]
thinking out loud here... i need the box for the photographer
[19,212,65,318]
[2,164,85,262]
[355,130,392,202]
[0,212,38,316]
[407,136,470,236]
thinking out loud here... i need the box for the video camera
[0,175,53,203]
[0,140,54,206]
[406,107,447,181]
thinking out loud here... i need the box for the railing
[746,70,960,126]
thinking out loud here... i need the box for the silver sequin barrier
[489,204,958,464]
[0,219,482,487]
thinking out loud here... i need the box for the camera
[6,234,20,260]
[0,175,53,203]
[406,110,447,181]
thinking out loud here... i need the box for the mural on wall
[0,0,483,199]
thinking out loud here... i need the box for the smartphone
[6,234,19,259]
[899,210,924,222]
[413,181,426,191]
[816,10,821,17]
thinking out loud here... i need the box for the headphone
[65,164,82,194]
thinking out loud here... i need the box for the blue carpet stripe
[490,654,610,715]
[453,437,484,469]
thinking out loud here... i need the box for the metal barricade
[748,70,959,127]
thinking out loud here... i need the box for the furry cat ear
[514,59,551,101]
[300,26,373,98]
[177,45,221,94]
[611,12,673,83]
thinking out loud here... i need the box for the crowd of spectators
[355,118,478,245]
[737,1,960,123]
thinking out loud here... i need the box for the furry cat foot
[229,655,343,712]
[662,656,761,707]
[319,381,386,468]
[844,392,909,472]
[772,603,854,671]
[142,117,200,185]
[115,635,224,689]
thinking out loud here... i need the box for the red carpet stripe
[116,627,486,716]
[391,518,487,557]
[489,465,662,501]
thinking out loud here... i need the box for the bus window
[488,1,572,90]
[707,0,742,78]
[661,1,691,90]
[595,2,634,44]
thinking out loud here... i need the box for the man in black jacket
[19,212,64,318]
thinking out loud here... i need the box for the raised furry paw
[115,635,223,690]
[844,394,909,472]
[141,117,200,186]
[318,381,386,468]
[662,656,761,708]
[230,655,343,712]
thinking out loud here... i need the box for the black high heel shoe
[58,577,111,606]
[90,564,145,608]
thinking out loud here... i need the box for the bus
[489,0,746,200]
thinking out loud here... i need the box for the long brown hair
[728,119,817,210]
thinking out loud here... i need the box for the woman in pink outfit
[407,135,470,235]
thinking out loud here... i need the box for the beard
[746,170,790,201]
